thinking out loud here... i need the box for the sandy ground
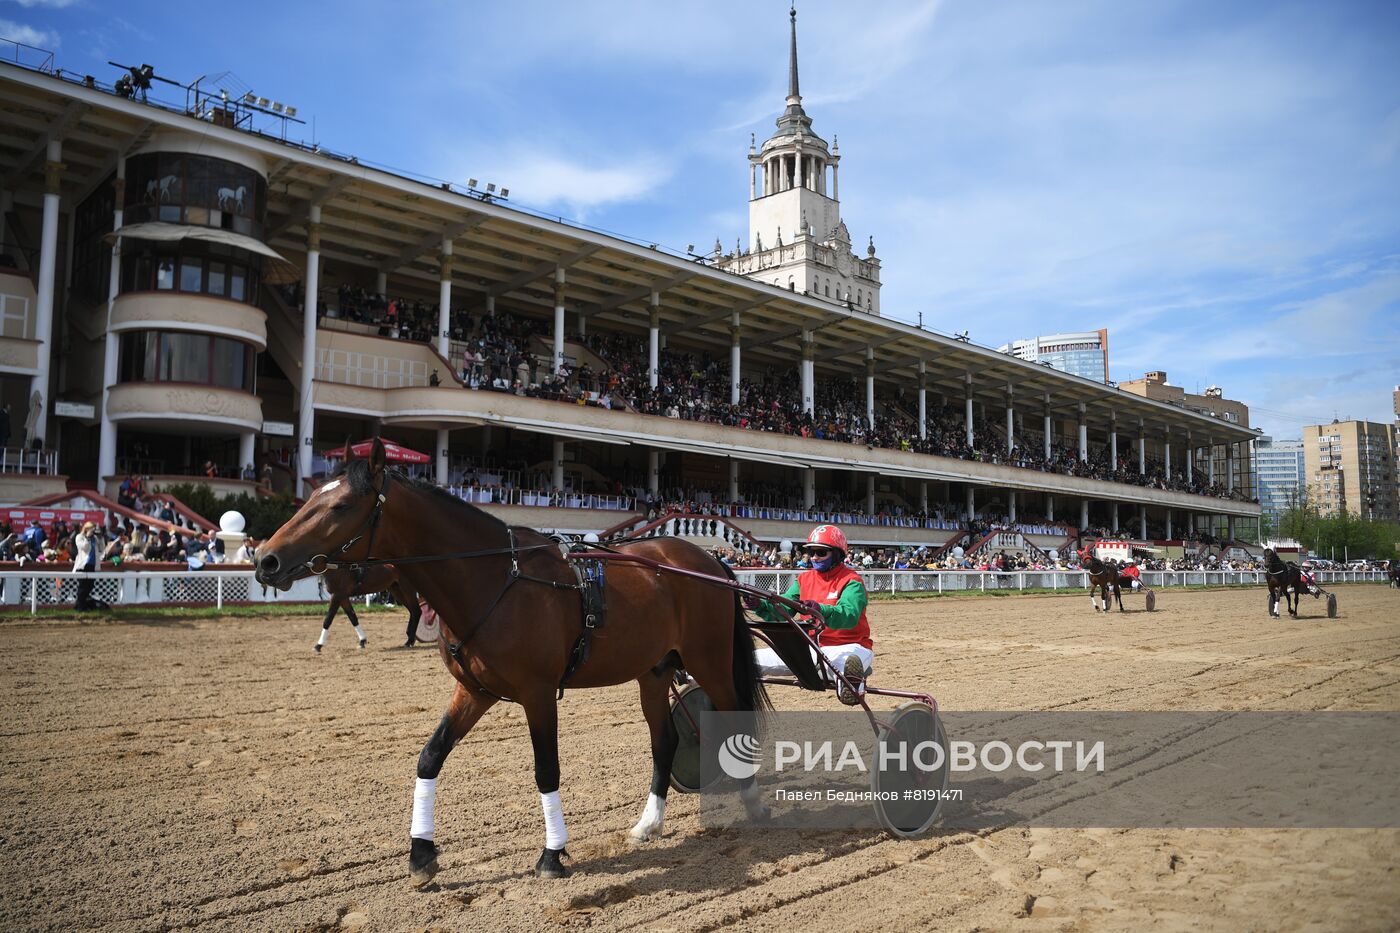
[1,585,1398,932]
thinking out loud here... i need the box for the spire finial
[787,3,800,103]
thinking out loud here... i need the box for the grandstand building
[0,19,1260,553]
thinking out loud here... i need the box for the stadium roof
[0,63,1256,445]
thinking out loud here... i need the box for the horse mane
[340,459,509,534]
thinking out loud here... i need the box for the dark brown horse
[1079,547,1123,612]
[317,564,422,651]
[1263,548,1321,618]
[1388,562,1400,589]
[255,439,769,884]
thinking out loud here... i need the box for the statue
[23,390,43,449]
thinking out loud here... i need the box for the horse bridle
[303,471,556,577]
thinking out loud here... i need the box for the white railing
[316,348,431,388]
[0,569,324,615]
[444,485,637,511]
[0,447,59,474]
[734,569,1391,594]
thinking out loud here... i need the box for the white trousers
[754,644,874,682]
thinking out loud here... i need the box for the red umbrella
[324,438,432,464]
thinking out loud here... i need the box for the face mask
[811,551,838,572]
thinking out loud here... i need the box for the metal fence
[0,567,1388,616]
[0,570,325,614]
[734,569,1392,594]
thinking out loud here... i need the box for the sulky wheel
[1326,593,1338,618]
[668,682,719,794]
[871,701,950,838]
[1145,589,1156,612]
[1266,590,1277,618]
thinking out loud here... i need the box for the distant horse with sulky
[1080,546,1123,612]
[1263,548,1331,618]
[255,439,770,885]
[316,563,423,652]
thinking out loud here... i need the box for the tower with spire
[713,5,883,315]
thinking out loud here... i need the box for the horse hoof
[409,838,439,887]
[535,847,569,879]
[313,644,322,653]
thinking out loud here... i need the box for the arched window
[788,276,795,291]
[824,281,830,297]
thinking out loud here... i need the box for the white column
[1111,501,1120,532]
[1110,420,1118,467]
[1185,433,1193,483]
[437,240,452,357]
[800,331,814,415]
[803,467,815,508]
[832,161,839,201]
[749,162,756,200]
[485,294,496,317]
[865,474,875,514]
[97,166,125,482]
[729,312,741,404]
[917,361,927,440]
[647,449,659,496]
[1079,499,1089,531]
[375,270,388,297]
[437,428,451,486]
[551,439,564,491]
[1226,442,1235,492]
[1043,396,1053,460]
[728,459,739,502]
[1005,395,1014,451]
[239,431,256,475]
[1208,441,1215,484]
[297,205,322,491]
[30,140,63,443]
[865,347,876,430]
[1164,434,1172,478]
[1077,403,1088,461]
[1139,508,1148,540]
[965,485,975,521]
[1227,515,1236,540]
[1046,494,1055,522]
[1166,509,1173,540]
[648,291,660,390]
[1138,422,1146,474]
[919,481,928,513]
[1008,490,1017,522]
[553,267,566,375]
[964,375,974,447]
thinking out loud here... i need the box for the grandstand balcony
[110,292,267,350]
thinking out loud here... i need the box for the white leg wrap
[540,790,568,850]
[410,777,437,840]
[352,623,367,640]
[628,792,666,841]
[316,628,329,646]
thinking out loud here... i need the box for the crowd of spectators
[398,307,1259,505]
[0,514,253,567]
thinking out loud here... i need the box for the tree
[161,483,298,540]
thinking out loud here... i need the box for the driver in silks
[1119,560,1144,592]
[745,524,872,706]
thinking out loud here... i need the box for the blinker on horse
[255,438,771,883]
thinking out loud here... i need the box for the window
[207,262,226,297]
[120,243,259,304]
[122,151,268,236]
[118,331,255,392]
[155,259,175,290]
[179,258,203,293]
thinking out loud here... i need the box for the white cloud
[4,0,77,7]
[0,16,58,47]
[450,150,672,219]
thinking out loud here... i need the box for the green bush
[159,483,298,540]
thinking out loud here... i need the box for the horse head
[255,437,390,590]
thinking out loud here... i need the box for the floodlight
[486,183,496,193]
[285,106,296,117]
[272,101,284,112]
[467,178,477,188]
[499,188,508,198]
[257,97,270,108]
[243,92,255,103]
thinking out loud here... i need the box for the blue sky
[5,0,1398,439]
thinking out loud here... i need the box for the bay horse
[317,563,423,651]
[1079,546,1123,612]
[1388,562,1400,589]
[1263,548,1320,618]
[254,439,770,884]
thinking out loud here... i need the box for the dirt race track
[2,585,1398,932]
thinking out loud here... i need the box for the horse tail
[718,561,771,714]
